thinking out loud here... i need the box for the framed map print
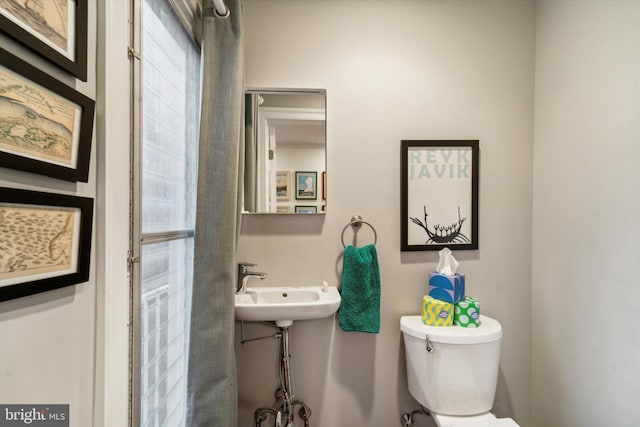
[401,140,479,251]
[0,187,93,302]
[0,47,94,182]
[0,0,88,81]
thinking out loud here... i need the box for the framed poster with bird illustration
[401,140,478,251]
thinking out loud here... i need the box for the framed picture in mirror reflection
[295,171,317,200]
[322,171,326,200]
[276,205,292,213]
[276,171,291,201]
[295,205,317,214]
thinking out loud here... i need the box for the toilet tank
[400,315,502,416]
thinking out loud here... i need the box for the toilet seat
[432,412,520,427]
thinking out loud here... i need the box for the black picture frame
[0,187,93,302]
[401,140,479,251]
[0,0,88,81]
[0,47,94,182]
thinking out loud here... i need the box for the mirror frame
[244,88,327,215]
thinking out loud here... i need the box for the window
[134,0,200,425]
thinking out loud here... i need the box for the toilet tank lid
[400,315,502,344]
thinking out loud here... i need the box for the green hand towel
[339,244,381,333]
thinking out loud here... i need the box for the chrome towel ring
[341,215,378,248]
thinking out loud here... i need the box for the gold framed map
[0,187,93,302]
[0,0,87,81]
[0,47,94,182]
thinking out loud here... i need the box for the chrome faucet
[237,262,267,294]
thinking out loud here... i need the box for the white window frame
[99,1,200,425]
[97,0,133,426]
[130,0,201,425]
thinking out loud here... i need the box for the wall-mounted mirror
[244,88,326,214]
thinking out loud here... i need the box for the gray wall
[239,1,535,426]
[3,2,636,427]
[0,3,98,426]
[532,1,640,426]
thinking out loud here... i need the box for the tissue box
[454,296,480,328]
[421,295,454,327]
[428,272,465,304]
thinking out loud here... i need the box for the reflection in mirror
[244,89,326,214]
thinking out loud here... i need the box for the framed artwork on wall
[276,170,291,201]
[322,171,326,200]
[401,140,479,251]
[0,187,94,302]
[295,171,317,200]
[0,47,95,182]
[295,205,317,214]
[0,0,88,81]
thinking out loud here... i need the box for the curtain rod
[212,0,229,17]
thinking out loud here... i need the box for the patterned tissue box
[428,272,465,304]
[454,296,480,328]
[421,295,454,327]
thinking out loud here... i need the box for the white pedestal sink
[235,285,341,327]
[236,284,340,426]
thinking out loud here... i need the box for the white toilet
[400,315,520,427]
